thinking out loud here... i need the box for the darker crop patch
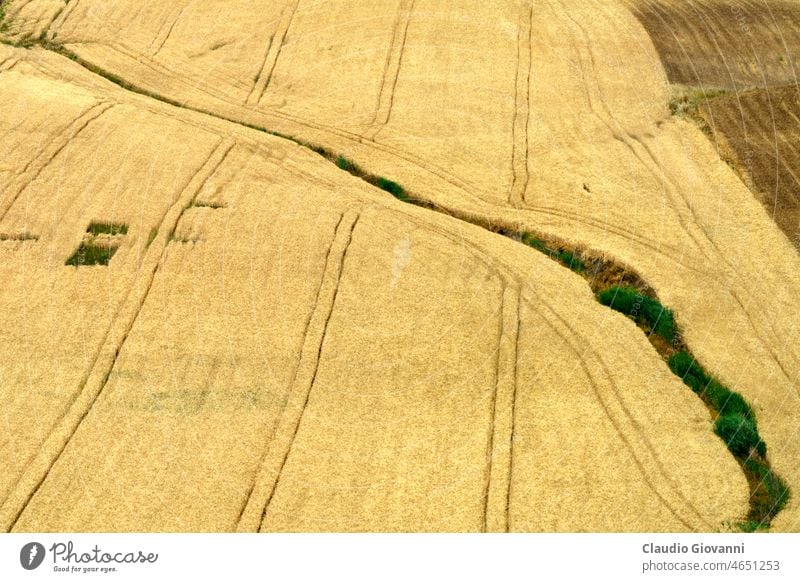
[65,241,118,266]
[669,87,728,116]
[742,458,790,531]
[0,231,38,242]
[86,221,128,236]
[336,155,360,173]
[191,201,226,209]
[145,227,158,249]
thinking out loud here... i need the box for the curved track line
[235,210,360,532]
[532,297,703,530]
[0,101,112,223]
[151,4,186,57]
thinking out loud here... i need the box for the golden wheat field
[1,0,799,533]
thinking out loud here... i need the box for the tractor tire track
[232,211,344,527]
[509,5,532,206]
[548,0,718,264]
[484,285,519,532]
[151,4,186,57]
[0,101,112,224]
[248,0,300,106]
[364,0,415,140]
[43,0,78,42]
[0,139,234,531]
[236,210,360,532]
[532,296,703,530]
[28,40,709,278]
[56,38,488,200]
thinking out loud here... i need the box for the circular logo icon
[20,542,45,570]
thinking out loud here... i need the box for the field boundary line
[236,210,359,532]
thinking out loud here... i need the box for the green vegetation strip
[65,242,118,266]
[669,87,728,117]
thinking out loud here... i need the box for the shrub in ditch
[597,286,676,342]
[714,414,766,458]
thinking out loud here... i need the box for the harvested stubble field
[0,0,798,532]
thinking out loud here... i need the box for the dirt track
[2,0,799,531]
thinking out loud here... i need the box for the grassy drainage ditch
[516,235,788,531]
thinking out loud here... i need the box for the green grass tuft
[668,352,753,419]
[669,86,728,116]
[744,458,790,522]
[520,233,586,273]
[336,155,360,174]
[714,414,766,457]
[376,177,409,202]
[597,285,675,342]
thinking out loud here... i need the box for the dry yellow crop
[1,0,797,532]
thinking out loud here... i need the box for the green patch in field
[65,241,119,266]
[715,413,766,457]
[66,221,128,266]
[336,154,360,173]
[86,221,129,236]
[0,231,38,241]
[668,352,753,419]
